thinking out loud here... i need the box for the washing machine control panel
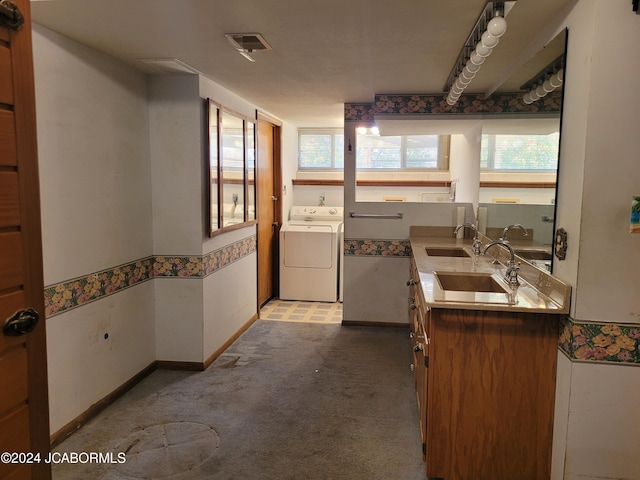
[289,206,344,221]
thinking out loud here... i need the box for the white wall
[148,75,207,363]
[34,25,153,281]
[281,123,300,219]
[149,75,203,255]
[449,128,482,206]
[550,1,640,479]
[342,123,475,324]
[33,24,156,434]
[571,2,640,324]
[45,285,155,434]
[33,25,268,435]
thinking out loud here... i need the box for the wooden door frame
[256,111,282,308]
[2,0,52,477]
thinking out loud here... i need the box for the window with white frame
[298,129,449,171]
[298,130,344,169]
[481,132,560,171]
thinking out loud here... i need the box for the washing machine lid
[289,206,343,222]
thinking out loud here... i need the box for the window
[356,132,448,170]
[298,130,344,169]
[481,133,560,171]
[298,129,449,170]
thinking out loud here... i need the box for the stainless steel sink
[425,247,470,258]
[434,271,508,293]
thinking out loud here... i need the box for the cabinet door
[414,305,429,460]
[425,308,557,480]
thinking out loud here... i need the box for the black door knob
[3,308,39,336]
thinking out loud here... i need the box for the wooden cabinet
[409,258,429,459]
[409,260,559,480]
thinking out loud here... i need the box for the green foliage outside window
[481,133,560,170]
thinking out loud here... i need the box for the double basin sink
[413,236,570,312]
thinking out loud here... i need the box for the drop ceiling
[30,0,576,127]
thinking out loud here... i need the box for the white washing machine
[279,206,343,302]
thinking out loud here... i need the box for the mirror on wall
[478,30,567,271]
[208,100,220,232]
[478,115,560,271]
[208,100,257,236]
[221,111,245,228]
[351,29,567,271]
[246,120,256,222]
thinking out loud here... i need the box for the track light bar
[444,1,516,106]
[520,55,564,104]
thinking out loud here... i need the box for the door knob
[3,308,39,337]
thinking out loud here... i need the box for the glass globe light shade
[543,79,555,92]
[522,93,533,105]
[475,42,492,57]
[458,74,472,85]
[529,89,540,101]
[536,85,547,97]
[451,83,464,94]
[556,69,564,83]
[447,98,457,106]
[481,31,499,48]
[465,60,481,73]
[549,75,562,88]
[461,68,476,81]
[469,51,486,65]
[487,15,507,37]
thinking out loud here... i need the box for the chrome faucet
[482,240,521,287]
[501,223,528,244]
[454,222,482,255]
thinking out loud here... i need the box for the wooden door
[256,114,281,307]
[0,1,51,479]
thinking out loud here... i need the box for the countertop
[410,230,571,314]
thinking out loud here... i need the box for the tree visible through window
[298,129,448,170]
[481,133,560,170]
[299,131,344,169]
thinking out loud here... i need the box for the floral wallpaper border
[559,317,640,366]
[44,236,256,318]
[344,91,563,122]
[344,239,412,257]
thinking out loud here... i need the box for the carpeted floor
[52,318,426,479]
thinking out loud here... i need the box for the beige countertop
[410,229,571,314]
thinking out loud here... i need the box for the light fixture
[444,2,515,106]
[521,55,564,104]
[225,33,272,62]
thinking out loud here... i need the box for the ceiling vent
[225,33,272,52]
[225,33,272,62]
[137,58,202,75]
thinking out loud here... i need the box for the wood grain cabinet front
[408,258,559,480]
[423,308,558,480]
